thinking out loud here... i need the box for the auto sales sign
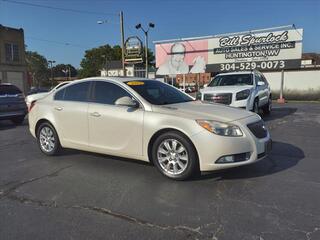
[155,28,303,74]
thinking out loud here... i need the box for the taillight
[29,100,36,112]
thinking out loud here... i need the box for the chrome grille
[203,93,232,105]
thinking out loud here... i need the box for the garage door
[6,71,24,92]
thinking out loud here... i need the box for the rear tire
[11,115,25,125]
[37,122,61,156]
[151,131,199,180]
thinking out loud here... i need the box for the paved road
[0,103,319,240]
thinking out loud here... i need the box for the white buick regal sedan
[28,77,272,180]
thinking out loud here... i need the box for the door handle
[90,112,101,117]
[54,107,63,111]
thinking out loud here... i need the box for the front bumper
[191,117,271,171]
[229,98,250,110]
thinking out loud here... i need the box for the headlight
[236,89,250,100]
[196,120,243,137]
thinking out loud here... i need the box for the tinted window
[125,80,193,105]
[64,82,90,102]
[54,88,65,100]
[208,74,253,86]
[93,81,131,105]
[0,85,22,95]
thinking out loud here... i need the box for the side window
[64,82,90,102]
[93,81,131,105]
[54,88,65,100]
[261,74,268,84]
[255,73,263,85]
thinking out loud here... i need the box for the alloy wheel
[39,126,55,153]
[157,139,189,175]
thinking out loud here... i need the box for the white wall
[264,70,320,92]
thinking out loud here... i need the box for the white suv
[200,71,272,114]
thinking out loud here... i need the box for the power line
[1,0,118,16]
[26,36,91,49]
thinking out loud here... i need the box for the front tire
[37,122,61,156]
[263,97,272,115]
[252,98,259,114]
[152,131,199,180]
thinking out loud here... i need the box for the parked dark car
[0,83,27,125]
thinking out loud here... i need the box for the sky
[0,0,319,68]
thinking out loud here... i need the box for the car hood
[201,85,254,94]
[152,101,257,122]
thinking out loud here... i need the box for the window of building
[5,43,19,62]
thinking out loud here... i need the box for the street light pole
[97,11,126,77]
[135,22,155,78]
[48,60,56,87]
[120,11,126,76]
[144,31,149,78]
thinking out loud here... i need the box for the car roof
[71,77,154,84]
[88,77,151,82]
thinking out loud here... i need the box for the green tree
[25,51,50,87]
[53,64,77,78]
[79,44,122,78]
[143,48,155,67]
[78,44,155,78]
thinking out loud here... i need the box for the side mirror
[115,96,139,108]
[257,81,265,86]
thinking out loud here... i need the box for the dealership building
[154,25,320,99]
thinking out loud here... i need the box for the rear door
[53,81,91,147]
[88,81,144,156]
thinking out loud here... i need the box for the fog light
[216,152,251,164]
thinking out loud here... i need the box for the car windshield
[208,74,253,87]
[125,80,194,105]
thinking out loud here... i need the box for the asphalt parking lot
[0,102,319,240]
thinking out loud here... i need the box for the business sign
[155,28,303,75]
[124,36,143,63]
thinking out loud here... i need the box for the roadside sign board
[124,36,143,63]
[155,28,303,75]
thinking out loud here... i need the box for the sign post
[277,70,286,103]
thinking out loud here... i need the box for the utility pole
[120,11,126,76]
[97,11,126,76]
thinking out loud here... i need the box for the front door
[88,81,144,156]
